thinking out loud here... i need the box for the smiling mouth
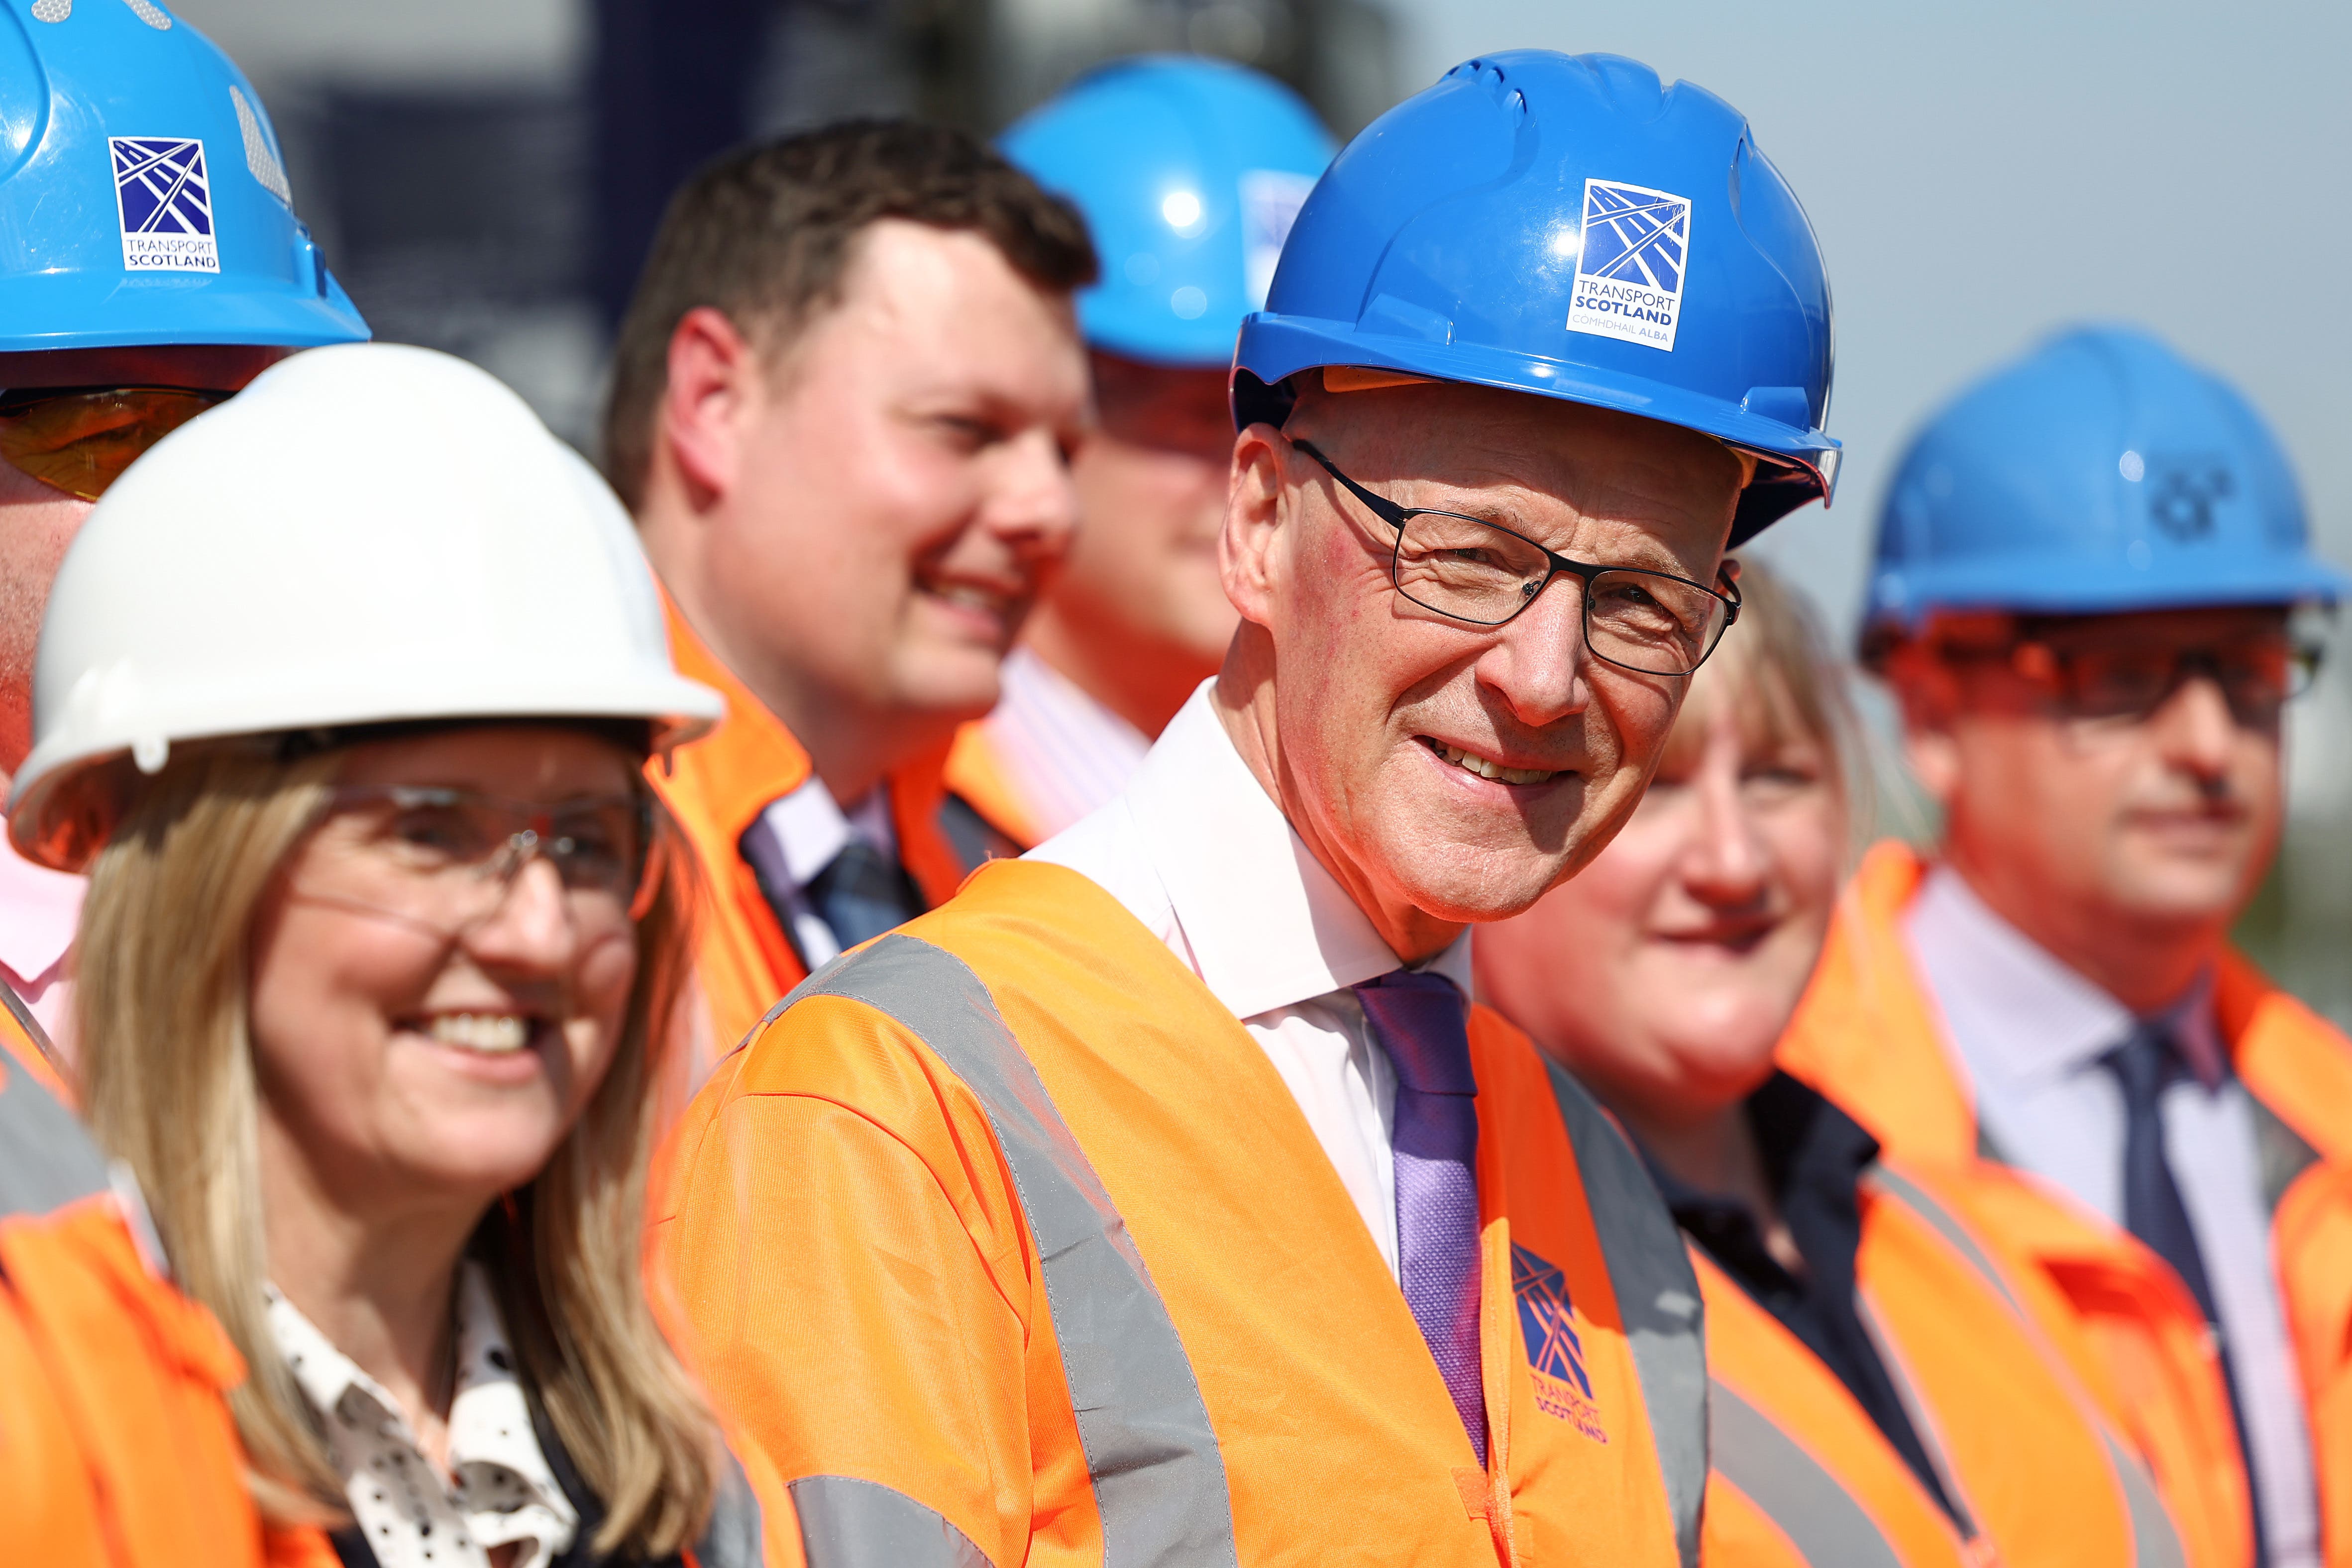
[919,575,1019,625]
[419,1012,537,1056]
[1419,736,1565,787]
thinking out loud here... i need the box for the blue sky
[1386,0,2351,643]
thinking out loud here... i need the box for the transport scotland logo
[110,137,219,273]
[1512,1244,1608,1442]
[1567,178,1691,352]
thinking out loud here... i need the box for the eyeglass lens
[0,388,227,502]
[1392,510,1730,675]
[2032,637,2317,726]
[301,787,655,937]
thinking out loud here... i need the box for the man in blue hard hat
[944,56,1335,850]
[0,3,368,1085]
[661,51,1832,1565]
[1781,326,2351,1568]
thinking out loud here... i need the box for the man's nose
[983,426,1083,560]
[2147,670,2242,780]
[1479,577,1592,728]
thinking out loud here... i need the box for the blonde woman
[1477,565,2193,1568]
[8,345,767,1567]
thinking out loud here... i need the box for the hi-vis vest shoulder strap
[779,932,1709,1568]
[1866,1164,2187,1568]
[0,1048,108,1221]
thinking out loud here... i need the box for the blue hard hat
[0,0,368,353]
[1234,51,1836,545]
[1866,326,2348,633]
[1002,55,1334,368]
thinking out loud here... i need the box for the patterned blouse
[268,1263,579,1568]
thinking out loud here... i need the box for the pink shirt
[0,822,84,1048]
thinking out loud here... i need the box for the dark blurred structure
[172,0,1398,449]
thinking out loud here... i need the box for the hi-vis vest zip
[657,860,1709,1567]
[1700,1155,2186,1568]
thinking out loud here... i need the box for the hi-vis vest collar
[759,920,1710,1568]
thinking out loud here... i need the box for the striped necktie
[1355,969,1488,1463]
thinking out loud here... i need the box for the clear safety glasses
[1291,439,1741,677]
[0,386,230,502]
[289,785,662,942]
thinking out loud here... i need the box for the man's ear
[1219,422,1288,629]
[659,307,758,505]
[1884,644,1964,806]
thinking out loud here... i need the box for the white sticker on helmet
[110,137,219,273]
[1567,178,1691,352]
[118,0,171,29]
[1240,169,1316,310]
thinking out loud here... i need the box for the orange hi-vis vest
[649,602,969,1053]
[1701,1155,2187,1568]
[0,1049,304,1566]
[656,860,1708,1568]
[1780,840,2352,1568]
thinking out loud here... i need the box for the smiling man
[1781,326,2352,1568]
[658,51,1837,1567]
[606,121,1094,1053]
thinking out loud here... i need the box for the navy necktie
[1355,969,1488,1464]
[804,838,925,950]
[2100,1020,2266,1558]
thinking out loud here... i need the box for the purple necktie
[1355,969,1488,1463]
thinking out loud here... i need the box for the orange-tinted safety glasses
[0,386,231,502]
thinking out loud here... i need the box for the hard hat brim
[0,272,370,353]
[1234,312,1839,546]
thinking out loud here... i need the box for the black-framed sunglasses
[1291,439,1740,677]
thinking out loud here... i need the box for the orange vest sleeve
[657,993,1059,1566]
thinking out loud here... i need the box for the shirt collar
[757,775,898,891]
[0,825,84,989]
[1905,863,2222,1089]
[1121,683,1473,1020]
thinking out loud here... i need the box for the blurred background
[169,0,2352,1022]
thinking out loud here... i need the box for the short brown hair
[601,119,1098,511]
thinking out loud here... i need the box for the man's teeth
[426,1014,530,1054]
[934,584,1008,613]
[1427,739,1558,786]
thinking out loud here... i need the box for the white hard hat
[9,342,723,872]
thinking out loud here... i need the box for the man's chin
[1378,836,1573,926]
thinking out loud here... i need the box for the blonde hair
[1664,560,1868,847]
[76,739,722,1557]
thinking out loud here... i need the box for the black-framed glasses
[0,385,230,501]
[1291,440,1739,677]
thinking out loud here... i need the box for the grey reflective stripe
[2102,1430,2190,1568]
[1541,1057,1708,1568]
[0,1043,108,1219]
[791,1475,992,1568]
[1710,1377,1906,1568]
[796,934,1240,1568]
[2248,1094,2321,1216]
[693,1451,766,1568]
[1851,1294,1981,1543]
[1865,1164,2189,1568]
[0,980,68,1089]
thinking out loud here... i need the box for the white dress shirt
[753,775,900,969]
[270,1263,579,1568]
[1030,682,1473,1278]
[1905,864,2319,1568]
[976,647,1152,842]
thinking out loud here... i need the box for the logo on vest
[110,136,219,273]
[1567,178,1691,353]
[1512,1243,1607,1442]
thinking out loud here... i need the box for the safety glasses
[0,386,230,502]
[2002,631,2323,730]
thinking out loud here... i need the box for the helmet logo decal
[1567,179,1692,352]
[109,137,218,273]
[2146,457,2234,542]
[1239,169,1316,309]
